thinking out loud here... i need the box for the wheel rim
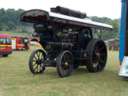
[29,50,45,74]
[92,42,107,69]
[57,51,73,77]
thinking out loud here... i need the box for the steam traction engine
[20,6,112,77]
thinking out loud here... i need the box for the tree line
[90,16,119,40]
[0,8,119,40]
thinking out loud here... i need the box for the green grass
[0,49,128,96]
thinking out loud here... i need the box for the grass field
[0,48,128,96]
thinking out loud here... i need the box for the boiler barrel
[51,6,87,19]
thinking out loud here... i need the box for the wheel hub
[36,60,42,65]
[64,62,69,66]
[93,52,101,67]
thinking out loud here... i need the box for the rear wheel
[86,39,107,72]
[29,49,46,74]
[56,50,74,77]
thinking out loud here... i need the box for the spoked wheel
[56,50,74,77]
[29,49,46,74]
[86,39,107,72]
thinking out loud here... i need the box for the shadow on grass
[27,67,119,80]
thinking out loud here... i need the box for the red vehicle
[11,36,29,50]
[0,34,12,57]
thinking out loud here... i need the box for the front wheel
[29,49,46,74]
[86,39,107,72]
[56,50,74,77]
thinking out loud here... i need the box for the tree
[90,16,119,40]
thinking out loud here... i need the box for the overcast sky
[0,0,121,19]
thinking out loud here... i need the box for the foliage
[0,8,32,34]
[90,16,119,40]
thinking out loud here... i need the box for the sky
[0,0,121,19]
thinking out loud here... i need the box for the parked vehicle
[21,6,112,77]
[11,36,29,50]
[0,34,12,57]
